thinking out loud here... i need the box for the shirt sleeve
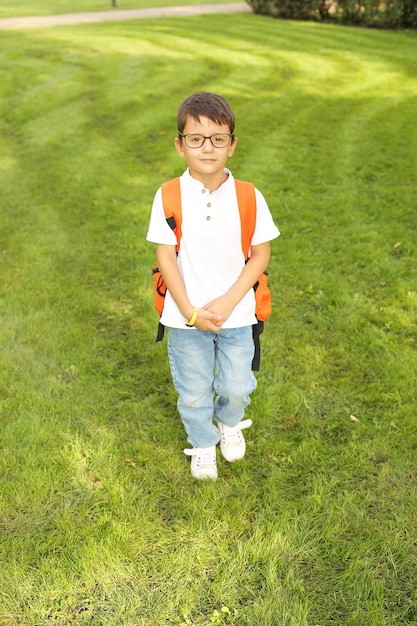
[146,187,178,245]
[251,188,280,246]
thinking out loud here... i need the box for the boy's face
[174,115,237,183]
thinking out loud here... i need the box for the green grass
[0,0,242,19]
[1,12,417,626]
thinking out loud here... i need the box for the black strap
[252,321,264,371]
[156,322,165,342]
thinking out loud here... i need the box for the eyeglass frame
[178,131,235,149]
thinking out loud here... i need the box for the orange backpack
[152,177,271,370]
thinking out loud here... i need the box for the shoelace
[220,419,252,444]
[184,448,217,466]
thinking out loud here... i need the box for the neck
[188,168,229,193]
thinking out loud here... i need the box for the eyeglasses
[179,132,233,149]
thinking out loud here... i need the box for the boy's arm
[156,244,222,331]
[202,242,271,322]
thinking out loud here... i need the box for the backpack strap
[235,180,264,371]
[161,177,182,252]
[235,180,256,260]
[156,178,182,343]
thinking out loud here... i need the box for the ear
[228,136,238,157]
[174,137,185,157]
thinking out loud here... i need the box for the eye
[190,135,203,144]
[213,135,229,146]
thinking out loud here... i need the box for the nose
[202,136,214,151]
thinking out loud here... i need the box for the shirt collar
[182,168,235,194]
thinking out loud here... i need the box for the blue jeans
[167,326,257,448]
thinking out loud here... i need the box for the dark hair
[177,91,235,136]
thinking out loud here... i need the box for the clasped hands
[192,294,235,333]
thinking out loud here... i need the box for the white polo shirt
[146,168,280,329]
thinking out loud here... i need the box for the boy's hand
[194,308,223,332]
[201,295,234,325]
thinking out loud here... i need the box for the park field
[1,9,417,626]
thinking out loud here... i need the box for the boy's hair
[177,91,235,136]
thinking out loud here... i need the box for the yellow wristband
[186,307,199,327]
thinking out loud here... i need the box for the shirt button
[201,189,206,194]
[207,203,211,208]
[206,216,211,221]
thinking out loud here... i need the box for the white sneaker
[217,419,252,462]
[183,446,218,480]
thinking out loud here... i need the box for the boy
[146,92,280,479]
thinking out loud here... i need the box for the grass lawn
[0,0,243,19]
[1,11,417,626]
